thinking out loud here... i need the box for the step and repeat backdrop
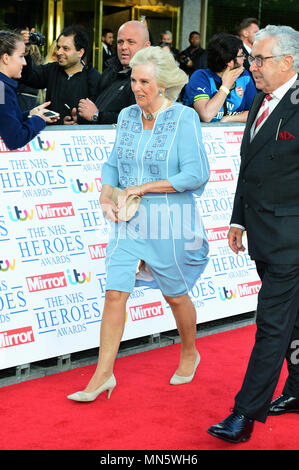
[0,124,260,369]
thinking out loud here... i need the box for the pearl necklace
[142,98,169,121]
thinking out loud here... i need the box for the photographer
[179,31,207,77]
[17,29,43,111]
[20,25,101,125]
[0,30,59,150]
[159,30,179,62]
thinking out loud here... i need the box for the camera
[29,32,45,47]
[159,41,171,48]
[180,55,191,65]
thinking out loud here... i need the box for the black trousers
[233,261,299,423]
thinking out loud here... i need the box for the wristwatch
[91,111,99,122]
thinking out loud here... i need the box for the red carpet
[0,325,297,451]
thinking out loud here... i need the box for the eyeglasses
[248,54,285,67]
[236,54,246,59]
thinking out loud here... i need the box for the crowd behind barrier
[0,122,260,371]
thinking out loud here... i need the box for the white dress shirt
[232,73,298,231]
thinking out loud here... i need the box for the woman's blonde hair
[130,46,188,101]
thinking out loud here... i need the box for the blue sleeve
[0,83,45,150]
[168,107,210,196]
[184,70,211,106]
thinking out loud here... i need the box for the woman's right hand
[100,186,119,222]
[221,65,244,90]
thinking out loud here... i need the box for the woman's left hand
[117,185,146,208]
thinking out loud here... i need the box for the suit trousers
[233,261,299,423]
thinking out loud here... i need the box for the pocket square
[279,131,296,140]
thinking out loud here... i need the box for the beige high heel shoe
[67,374,116,402]
[170,352,200,385]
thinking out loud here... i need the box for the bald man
[66,21,150,125]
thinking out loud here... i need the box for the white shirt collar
[271,73,298,101]
[243,43,251,54]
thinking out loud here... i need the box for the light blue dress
[101,102,210,297]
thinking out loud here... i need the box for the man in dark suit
[237,18,259,73]
[207,24,299,443]
[101,28,115,70]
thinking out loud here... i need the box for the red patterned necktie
[254,94,273,135]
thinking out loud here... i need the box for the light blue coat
[101,102,210,296]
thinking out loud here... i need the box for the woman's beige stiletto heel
[170,351,200,385]
[67,374,116,402]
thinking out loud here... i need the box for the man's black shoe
[207,412,254,443]
[268,394,299,415]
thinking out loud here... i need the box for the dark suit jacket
[242,44,250,72]
[231,75,299,264]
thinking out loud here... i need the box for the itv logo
[66,269,91,285]
[7,205,34,222]
[70,178,94,193]
[0,259,16,271]
[31,136,55,151]
[218,286,237,301]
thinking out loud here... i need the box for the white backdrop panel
[0,125,259,369]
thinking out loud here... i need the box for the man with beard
[20,25,100,125]
[183,33,256,122]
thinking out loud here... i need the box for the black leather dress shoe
[268,394,299,415]
[207,412,254,443]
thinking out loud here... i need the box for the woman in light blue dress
[68,46,210,402]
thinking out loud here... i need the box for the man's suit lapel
[241,85,298,168]
[240,92,264,156]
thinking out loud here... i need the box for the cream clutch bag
[111,187,141,221]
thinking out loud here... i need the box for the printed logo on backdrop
[26,269,91,292]
[0,136,55,154]
[238,280,261,297]
[0,138,30,153]
[70,177,102,194]
[88,243,107,260]
[0,326,34,349]
[0,155,65,198]
[34,290,102,338]
[0,215,8,241]
[206,226,229,242]
[0,259,16,271]
[129,301,164,321]
[218,286,237,301]
[0,280,27,325]
[61,133,115,176]
[224,131,244,144]
[35,202,75,219]
[209,169,234,182]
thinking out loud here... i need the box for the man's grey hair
[254,24,299,72]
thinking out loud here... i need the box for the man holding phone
[20,25,100,125]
